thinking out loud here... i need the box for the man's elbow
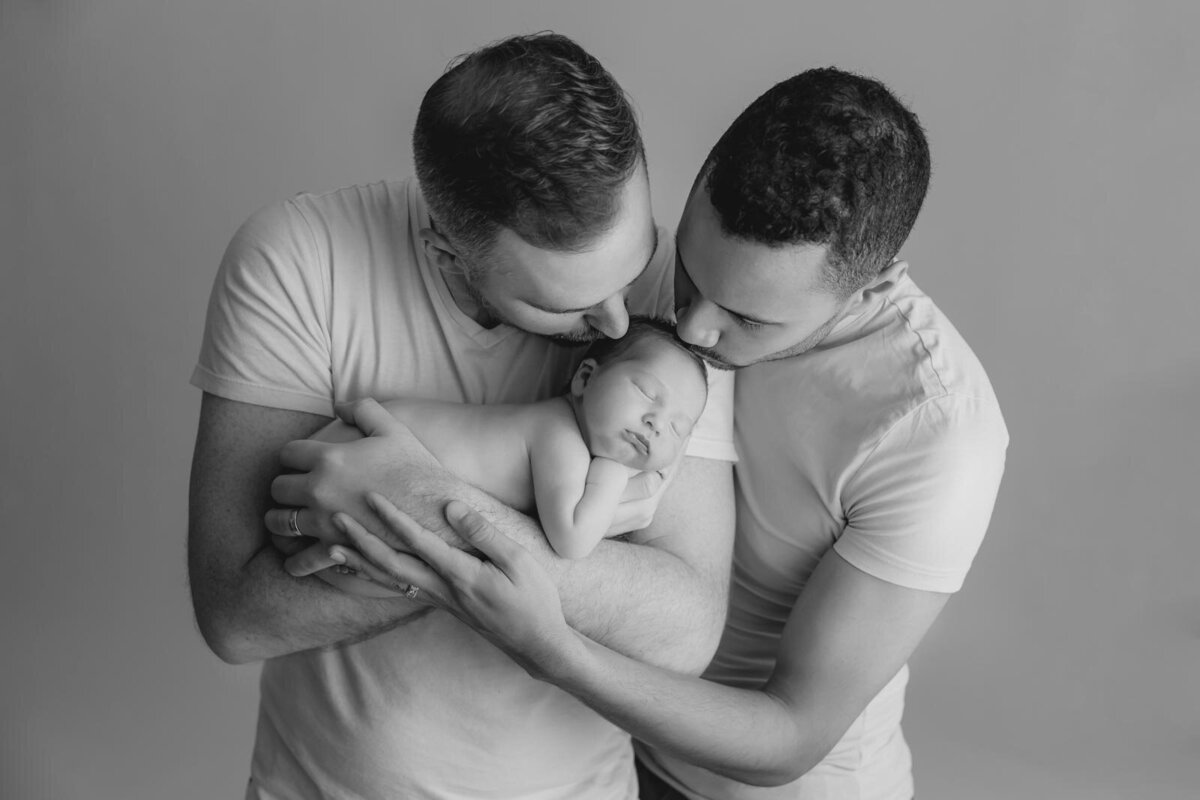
[739,759,819,788]
[199,619,266,665]
[190,581,270,665]
[723,749,827,788]
[725,719,836,787]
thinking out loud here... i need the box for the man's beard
[547,327,603,345]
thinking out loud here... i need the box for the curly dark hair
[703,67,931,297]
[413,32,645,259]
[581,316,708,396]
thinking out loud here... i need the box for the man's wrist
[525,627,592,684]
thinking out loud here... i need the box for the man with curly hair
[336,67,1008,799]
[188,33,737,799]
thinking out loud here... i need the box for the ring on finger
[288,508,303,536]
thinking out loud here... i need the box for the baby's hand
[608,461,675,535]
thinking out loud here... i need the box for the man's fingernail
[329,548,346,564]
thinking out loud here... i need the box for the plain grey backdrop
[2,2,1196,798]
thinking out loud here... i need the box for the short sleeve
[833,394,1008,593]
[684,368,738,462]
[190,199,335,415]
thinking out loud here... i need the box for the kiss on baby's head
[568,317,709,472]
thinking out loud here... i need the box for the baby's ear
[570,358,599,397]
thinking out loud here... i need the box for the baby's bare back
[313,397,573,513]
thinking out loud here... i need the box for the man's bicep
[188,393,331,630]
[767,550,951,756]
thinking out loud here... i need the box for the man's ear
[570,358,599,398]
[855,258,910,303]
[419,226,462,273]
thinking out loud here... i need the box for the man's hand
[264,398,446,545]
[330,494,579,677]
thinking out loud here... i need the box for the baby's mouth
[625,430,650,456]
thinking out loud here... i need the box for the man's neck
[439,268,501,329]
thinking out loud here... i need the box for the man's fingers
[326,545,400,587]
[443,500,528,574]
[330,545,448,601]
[269,473,310,506]
[333,514,452,598]
[337,398,400,438]
[362,493,478,576]
[284,540,338,576]
[265,506,309,537]
[278,439,327,471]
[271,533,309,557]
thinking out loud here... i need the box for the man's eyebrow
[527,227,660,314]
[675,237,776,325]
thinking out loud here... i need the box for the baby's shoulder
[524,398,588,451]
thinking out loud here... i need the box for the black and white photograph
[2,2,1195,798]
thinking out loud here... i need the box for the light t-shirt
[191,179,736,800]
[639,263,1008,800]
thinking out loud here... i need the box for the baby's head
[568,317,709,471]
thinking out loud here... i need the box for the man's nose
[588,294,629,340]
[676,301,720,349]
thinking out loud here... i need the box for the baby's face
[574,339,708,471]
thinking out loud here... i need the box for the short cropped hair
[582,316,708,395]
[702,67,931,297]
[413,32,644,259]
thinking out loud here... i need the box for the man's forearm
[542,634,819,786]
[409,457,733,673]
[536,534,725,672]
[197,540,425,664]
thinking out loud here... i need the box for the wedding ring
[288,508,303,536]
[402,584,420,601]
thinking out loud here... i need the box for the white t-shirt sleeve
[833,393,1008,593]
[190,199,335,416]
[685,368,737,462]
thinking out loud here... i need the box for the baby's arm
[532,428,637,559]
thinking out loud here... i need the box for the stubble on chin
[692,347,739,371]
[545,329,600,346]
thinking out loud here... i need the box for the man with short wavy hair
[188,33,737,799]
